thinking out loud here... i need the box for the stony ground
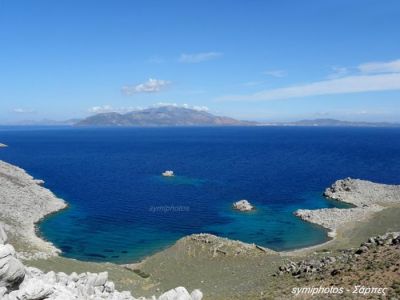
[1,223,203,299]
[274,232,400,299]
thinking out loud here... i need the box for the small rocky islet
[232,199,254,212]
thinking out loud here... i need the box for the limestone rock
[0,244,26,289]
[0,225,7,245]
[162,170,174,177]
[233,199,254,211]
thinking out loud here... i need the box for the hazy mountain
[3,118,82,126]
[259,118,400,127]
[76,106,254,126]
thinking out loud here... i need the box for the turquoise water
[0,126,399,263]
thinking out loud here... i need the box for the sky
[1,0,400,123]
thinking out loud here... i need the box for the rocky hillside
[0,225,203,300]
[76,106,254,126]
[275,232,400,299]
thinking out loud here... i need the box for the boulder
[15,277,53,300]
[0,244,26,289]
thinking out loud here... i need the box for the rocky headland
[0,160,67,260]
[295,178,400,238]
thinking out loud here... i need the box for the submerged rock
[233,199,254,211]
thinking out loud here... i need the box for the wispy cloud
[12,108,36,114]
[88,103,210,114]
[263,70,287,78]
[154,102,209,111]
[88,105,142,114]
[178,52,222,63]
[122,78,171,95]
[327,66,349,79]
[358,59,400,74]
[218,59,400,102]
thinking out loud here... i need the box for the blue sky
[1,0,400,122]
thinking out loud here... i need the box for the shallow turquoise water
[0,126,399,262]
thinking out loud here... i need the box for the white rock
[17,277,53,299]
[162,170,174,177]
[0,244,26,289]
[190,289,203,300]
[0,225,7,245]
[232,200,254,212]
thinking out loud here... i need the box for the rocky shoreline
[0,160,68,260]
[295,178,400,237]
[0,160,204,299]
[0,224,203,300]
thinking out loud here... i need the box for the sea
[0,126,399,263]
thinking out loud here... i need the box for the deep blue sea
[1,126,400,263]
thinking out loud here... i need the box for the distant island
[259,118,400,128]
[2,107,400,127]
[76,106,254,126]
[75,108,400,127]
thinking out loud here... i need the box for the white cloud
[263,70,287,78]
[89,103,210,114]
[218,73,400,102]
[178,52,222,63]
[88,105,142,114]
[12,108,35,114]
[122,78,171,95]
[154,102,209,111]
[358,59,400,74]
[219,59,400,102]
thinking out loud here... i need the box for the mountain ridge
[76,106,254,126]
[259,118,400,127]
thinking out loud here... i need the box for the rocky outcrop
[275,256,339,278]
[232,200,254,212]
[275,232,400,278]
[0,160,67,259]
[182,233,274,257]
[295,178,400,237]
[0,224,203,300]
[323,177,400,207]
